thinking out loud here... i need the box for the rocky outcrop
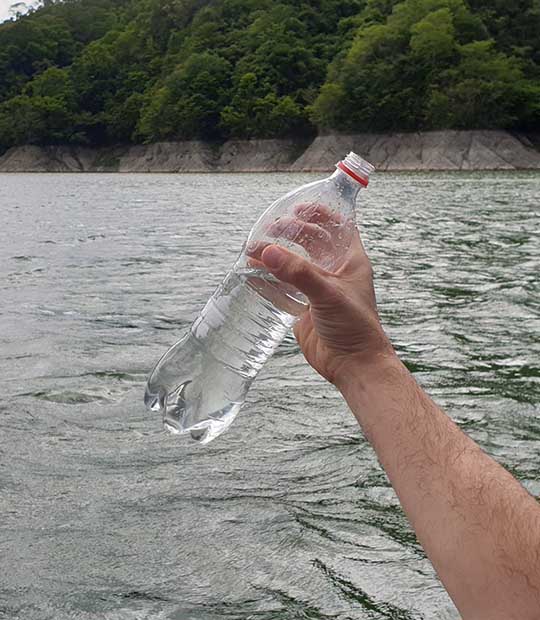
[116,141,215,172]
[291,131,540,171]
[0,144,98,172]
[216,138,311,171]
[1,130,539,173]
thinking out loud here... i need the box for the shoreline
[1,130,539,173]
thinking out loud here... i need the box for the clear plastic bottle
[144,152,374,443]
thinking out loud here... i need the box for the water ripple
[1,171,539,619]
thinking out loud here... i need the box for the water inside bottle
[144,268,305,444]
[145,157,370,444]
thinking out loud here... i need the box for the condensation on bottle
[144,152,375,444]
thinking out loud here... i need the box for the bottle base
[146,380,243,444]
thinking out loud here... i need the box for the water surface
[1,171,539,619]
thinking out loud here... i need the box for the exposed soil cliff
[1,131,539,173]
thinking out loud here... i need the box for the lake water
[1,171,539,620]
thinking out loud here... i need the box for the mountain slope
[0,0,538,154]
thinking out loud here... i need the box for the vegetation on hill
[0,0,538,153]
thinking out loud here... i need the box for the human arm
[257,217,540,619]
[337,354,540,620]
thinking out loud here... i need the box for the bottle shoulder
[278,176,330,202]
[255,175,356,225]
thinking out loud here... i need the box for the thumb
[260,245,330,302]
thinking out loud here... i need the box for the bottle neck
[330,167,362,202]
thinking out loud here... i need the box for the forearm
[337,354,540,619]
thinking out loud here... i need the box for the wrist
[334,348,405,402]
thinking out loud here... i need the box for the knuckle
[291,260,310,281]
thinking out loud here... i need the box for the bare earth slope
[1,131,539,172]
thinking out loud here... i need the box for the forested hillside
[0,0,539,154]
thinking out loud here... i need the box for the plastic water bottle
[144,152,374,443]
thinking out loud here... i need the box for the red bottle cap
[336,152,375,186]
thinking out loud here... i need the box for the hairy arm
[337,355,540,619]
[255,210,540,619]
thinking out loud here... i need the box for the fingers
[268,216,335,256]
[295,203,356,250]
[337,226,371,277]
[294,203,346,229]
[248,217,336,262]
[268,216,329,242]
[246,240,270,262]
[260,245,331,302]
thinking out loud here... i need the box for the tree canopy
[0,0,538,153]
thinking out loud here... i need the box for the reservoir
[1,171,539,619]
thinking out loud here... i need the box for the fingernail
[262,246,285,269]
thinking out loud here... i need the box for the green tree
[0,0,539,153]
[410,8,456,61]
[221,73,308,137]
[0,14,76,101]
[23,66,73,100]
[138,51,232,141]
[0,94,75,148]
[311,0,536,131]
[429,40,527,128]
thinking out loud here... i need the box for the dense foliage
[0,0,538,152]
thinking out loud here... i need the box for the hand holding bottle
[145,152,375,443]
[253,204,393,388]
